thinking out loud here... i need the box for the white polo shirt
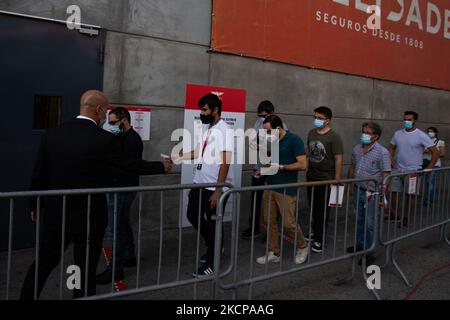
[193,119,234,191]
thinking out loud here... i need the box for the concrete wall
[2,0,449,229]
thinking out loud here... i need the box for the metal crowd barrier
[380,167,450,287]
[2,169,449,300]
[0,183,233,300]
[214,178,383,300]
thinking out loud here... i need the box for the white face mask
[261,130,280,144]
[428,132,436,139]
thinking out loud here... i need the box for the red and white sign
[180,84,247,227]
[105,106,152,141]
[212,0,450,90]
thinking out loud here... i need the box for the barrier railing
[0,183,233,300]
[379,167,450,287]
[214,178,383,300]
[2,168,449,300]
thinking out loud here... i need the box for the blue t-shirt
[267,131,305,196]
[390,129,435,172]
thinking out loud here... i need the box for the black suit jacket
[30,118,165,235]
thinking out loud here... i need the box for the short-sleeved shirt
[390,129,435,172]
[352,142,392,192]
[423,138,445,167]
[266,131,305,196]
[307,129,344,181]
[193,119,234,191]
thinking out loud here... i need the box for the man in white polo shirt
[175,93,234,277]
[387,111,440,227]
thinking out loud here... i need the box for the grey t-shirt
[390,129,435,171]
[307,129,344,181]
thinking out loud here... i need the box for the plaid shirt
[352,142,392,192]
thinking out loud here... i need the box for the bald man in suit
[20,90,171,299]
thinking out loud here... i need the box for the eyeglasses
[109,120,120,126]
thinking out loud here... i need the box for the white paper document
[408,175,417,195]
[329,185,345,208]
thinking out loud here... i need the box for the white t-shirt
[193,119,234,190]
[423,138,445,167]
[391,129,435,171]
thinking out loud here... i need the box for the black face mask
[200,114,214,124]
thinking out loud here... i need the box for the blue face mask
[109,125,122,135]
[403,120,414,130]
[360,133,372,145]
[314,119,325,129]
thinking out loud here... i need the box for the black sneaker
[96,269,124,285]
[200,253,208,264]
[241,228,261,239]
[192,264,214,278]
[311,241,323,253]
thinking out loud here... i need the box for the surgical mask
[314,119,325,129]
[403,120,414,130]
[428,132,436,139]
[266,134,279,143]
[200,114,214,125]
[360,133,372,145]
[109,125,122,135]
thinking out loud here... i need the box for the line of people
[240,105,444,270]
[21,90,446,296]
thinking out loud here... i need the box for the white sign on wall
[104,106,152,141]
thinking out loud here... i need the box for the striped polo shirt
[351,142,392,192]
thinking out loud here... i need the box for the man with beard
[174,93,234,278]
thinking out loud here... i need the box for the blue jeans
[353,186,376,257]
[425,169,439,204]
[106,192,137,273]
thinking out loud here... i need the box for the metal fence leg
[444,223,450,246]
[333,257,356,285]
[34,197,41,300]
[360,257,381,300]
[380,244,392,269]
[6,198,14,300]
[84,195,91,298]
[334,186,359,286]
[391,243,412,287]
[59,196,67,300]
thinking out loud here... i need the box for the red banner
[212,0,450,90]
[185,84,247,113]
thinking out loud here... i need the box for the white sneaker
[256,251,280,265]
[295,248,308,265]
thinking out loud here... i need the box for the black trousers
[187,188,228,266]
[248,175,266,232]
[307,183,331,243]
[20,229,104,300]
